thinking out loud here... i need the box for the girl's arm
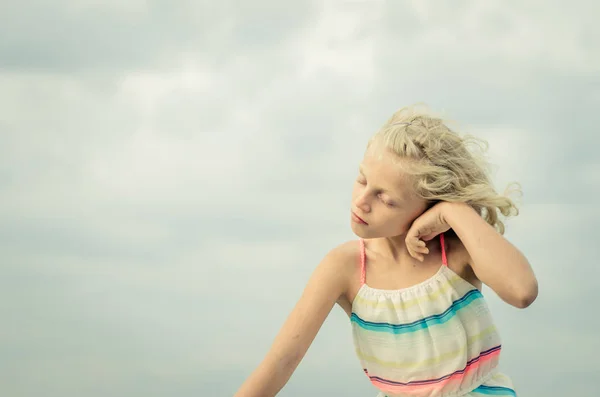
[233,243,351,397]
[442,202,538,308]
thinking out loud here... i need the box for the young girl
[234,105,538,397]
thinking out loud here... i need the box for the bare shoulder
[445,233,482,290]
[301,239,359,301]
[320,239,361,283]
[249,240,361,380]
[329,239,361,260]
[322,240,361,314]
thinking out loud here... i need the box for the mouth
[351,211,368,225]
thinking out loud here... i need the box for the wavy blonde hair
[367,104,521,235]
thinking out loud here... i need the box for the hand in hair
[405,202,452,262]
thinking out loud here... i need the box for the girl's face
[350,145,429,239]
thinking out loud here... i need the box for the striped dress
[351,235,517,397]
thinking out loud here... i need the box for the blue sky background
[1,1,598,396]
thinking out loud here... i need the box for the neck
[374,234,415,265]
[370,234,440,268]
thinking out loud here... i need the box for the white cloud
[1,1,598,396]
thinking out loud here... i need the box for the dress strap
[440,233,448,266]
[359,239,366,285]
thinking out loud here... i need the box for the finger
[416,240,429,253]
[407,247,419,260]
[409,237,425,247]
[407,240,428,257]
[412,244,429,254]
[409,247,425,261]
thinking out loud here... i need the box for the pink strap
[440,233,448,266]
[359,239,366,285]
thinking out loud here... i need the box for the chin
[350,224,377,239]
[351,224,406,240]
[350,223,366,238]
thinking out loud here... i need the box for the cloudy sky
[1,1,599,396]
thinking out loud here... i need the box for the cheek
[351,183,363,200]
[390,214,412,229]
[380,211,417,233]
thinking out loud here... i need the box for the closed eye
[379,195,394,207]
[357,175,396,207]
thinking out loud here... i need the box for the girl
[234,105,538,397]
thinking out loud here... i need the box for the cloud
[0,0,318,73]
[1,1,599,396]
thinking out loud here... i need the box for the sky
[1,1,599,396]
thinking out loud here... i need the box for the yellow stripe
[467,324,497,344]
[353,275,466,310]
[356,345,467,369]
[355,325,498,369]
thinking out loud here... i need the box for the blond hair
[367,104,521,235]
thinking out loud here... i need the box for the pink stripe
[366,348,501,394]
[440,233,447,266]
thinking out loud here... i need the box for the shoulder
[320,239,362,311]
[292,239,360,312]
[321,239,361,274]
[317,239,362,293]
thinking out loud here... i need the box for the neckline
[351,265,479,309]
[361,262,448,294]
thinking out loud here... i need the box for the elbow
[514,280,538,309]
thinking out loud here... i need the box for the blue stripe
[351,288,482,334]
[472,385,516,396]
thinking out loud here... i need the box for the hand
[405,202,452,262]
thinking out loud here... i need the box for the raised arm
[442,202,538,308]
[233,244,351,397]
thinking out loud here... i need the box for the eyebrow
[358,165,404,200]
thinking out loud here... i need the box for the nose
[354,191,370,213]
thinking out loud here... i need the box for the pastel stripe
[351,289,482,334]
[471,385,517,396]
[355,324,498,369]
[365,346,501,394]
[366,346,501,386]
[357,345,468,370]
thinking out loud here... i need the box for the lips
[352,211,368,225]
